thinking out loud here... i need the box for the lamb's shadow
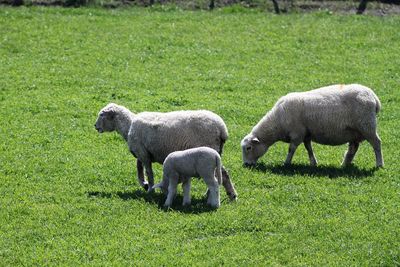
[87,189,220,214]
[248,162,377,179]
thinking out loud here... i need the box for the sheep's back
[131,111,227,163]
[275,84,380,145]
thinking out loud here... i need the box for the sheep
[241,84,384,168]
[94,103,237,200]
[153,147,223,208]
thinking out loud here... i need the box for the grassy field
[1,6,400,265]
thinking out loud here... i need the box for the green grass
[1,6,400,266]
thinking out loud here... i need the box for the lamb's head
[241,134,268,167]
[94,103,119,133]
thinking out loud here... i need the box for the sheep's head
[94,103,119,133]
[241,134,268,167]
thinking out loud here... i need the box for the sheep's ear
[107,111,115,120]
[104,109,115,120]
[250,137,260,144]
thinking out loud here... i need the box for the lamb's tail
[215,156,222,185]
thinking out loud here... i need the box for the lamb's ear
[250,137,260,144]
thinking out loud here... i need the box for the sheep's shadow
[87,189,221,214]
[248,162,377,179]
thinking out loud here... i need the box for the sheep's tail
[218,138,225,155]
[215,156,222,185]
[218,124,229,155]
[374,93,381,114]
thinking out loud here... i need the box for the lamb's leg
[342,142,360,167]
[205,175,220,208]
[304,140,318,166]
[164,175,178,208]
[182,178,191,206]
[221,167,237,201]
[366,133,384,168]
[144,162,155,192]
[285,142,300,166]
[136,159,149,191]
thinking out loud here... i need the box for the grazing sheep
[153,147,223,208]
[241,84,383,168]
[94,103,237,200]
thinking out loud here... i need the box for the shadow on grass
[248,162,377,179]
[87,189,221,214]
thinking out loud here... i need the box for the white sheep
[241,84,383,168]
[94,103,237,200]
[153,147,223,208]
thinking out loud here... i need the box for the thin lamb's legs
[182,178,191,206]
[205,175,220,208]
[342,142,360,167]
[164,175,178,207]
[285,142,300,166]
[136,159,148,190]
[366,133,384,167]
[304,140,318,166]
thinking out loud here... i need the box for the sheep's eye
[246,146,252,151]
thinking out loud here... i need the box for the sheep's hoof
[341,162,352,168]
[310,161,318,167]
[228,192,238,201]
[142,182,149,191]
[163,204,172,210]
[147,185,154,193]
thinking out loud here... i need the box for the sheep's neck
[252,112,280,146]
[116,111,134,142]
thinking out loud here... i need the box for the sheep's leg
[221,167,237,201]
[205,175,220,208]
[285,142,300,166]
[136,160,149,191]
[304,140,318,166]
[164,176,178,208]
[366,133,384,168]
[182,178,191,206]
[342,142,360,167]
[144,162,155,192]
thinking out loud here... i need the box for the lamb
[241,84,384,168]
[94,103,237,200]
[153,147,223,208]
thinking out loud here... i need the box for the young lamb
[153,147,223,208]
[94,103,237,200]
[241,84,383,168]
